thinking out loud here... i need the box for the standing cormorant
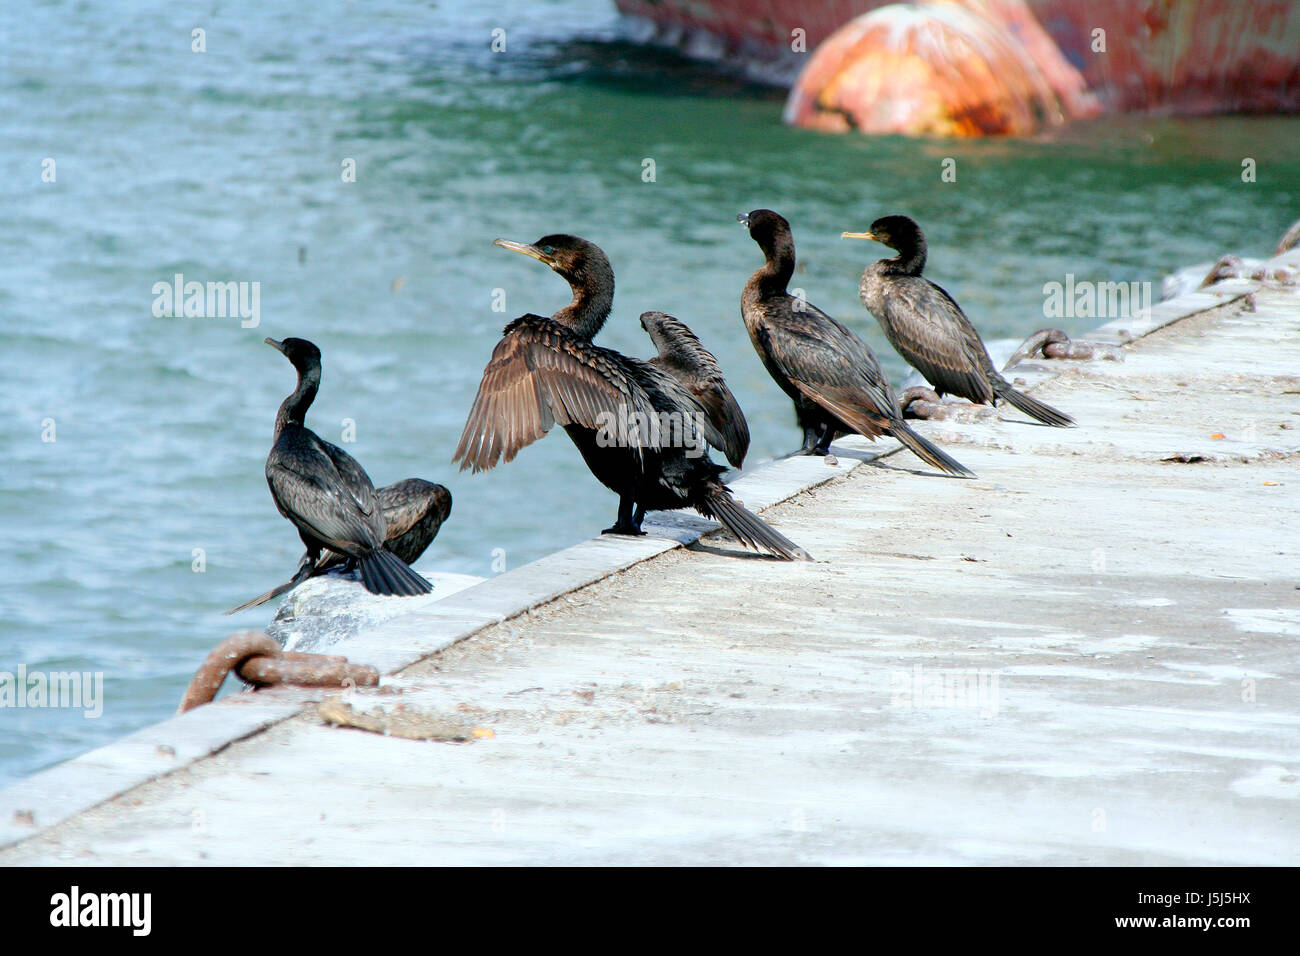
[843,215,1074,426]
[226,478,450,613]
[738,209,973,476]
[453,235,809,560]
[259,337,433,599]
[640,310,750,469]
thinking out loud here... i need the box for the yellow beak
[493,238,554,265]
[840,231,881,242]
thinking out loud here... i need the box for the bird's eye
[542,245,555,255]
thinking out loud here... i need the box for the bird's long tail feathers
[994,382,1075,427]
[225,578,300,615]
[699,486,812,561]
[889,422,976,477]
[359,547,433,597]
[224,559,317,614]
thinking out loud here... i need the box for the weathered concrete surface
[270,571,486,653]
[2,269,1297,865]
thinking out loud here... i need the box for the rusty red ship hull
[615,0,1300,119]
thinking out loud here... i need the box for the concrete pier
[2,254,1297,865]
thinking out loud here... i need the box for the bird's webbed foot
[795,425,828,456]
[602,498,647,536]
[811,428,837,457]
[601,522,647,537]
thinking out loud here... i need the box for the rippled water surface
[2,0,1297,786]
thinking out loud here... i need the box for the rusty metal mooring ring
[178,631,379,714]
[1004,328,1124,371]
[899,385,945,419]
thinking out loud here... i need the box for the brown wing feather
[879,277,995,405]
[376,479,449,543]
[453,317,662,473]
[688,378,750,468]
[790,381,891,439]
[643,312,750,468]
[639,360,729,457]
[757,302,901,436]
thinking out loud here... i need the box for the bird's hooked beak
[264,337,285,353]
[736,213,751,228]
[840,231,882,243]
[493,238,555,267]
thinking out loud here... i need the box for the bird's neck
[554,269,614,340]
[755,234,796,295]
[274,364,320,436]
[881,240,926,276]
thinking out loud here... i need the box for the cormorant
[226,478,450,613]
[640,310,750,469]
[738,209,973,476]
[370,478,452,565]
[259,337,433,599]
[843,215,1074,426]
[453,235,810,560]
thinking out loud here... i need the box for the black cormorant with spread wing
[453,235,809,559]
[738,209,973,476]
[843,215,1073,427]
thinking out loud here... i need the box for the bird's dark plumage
[845,215,1074,427]
[372,479,453,566]
[256,337,432,601]
[738,209,973,476]
[453,235,809,560]
[226,478,450,613]
[640,310,750,469]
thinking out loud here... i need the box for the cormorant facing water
[259,337,433,598]
[843,215,1074,427]
[738,209,973,476]
[453,235,809,560]
[640,310,750,469]
[226,478,450,613]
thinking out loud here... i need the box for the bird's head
[492,234,611,290]
[737,208,791,249]
[841,214,924,252]
[265,336,321,371]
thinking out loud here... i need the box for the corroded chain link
[178,631,379,714]
[899,386,998,421]
[1004,328,1124,370]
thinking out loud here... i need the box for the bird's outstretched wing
[689,377,749,468]
[644,314,750,468]
[634,360,728,460]
[879,277,995,405]
[453,316,666,473]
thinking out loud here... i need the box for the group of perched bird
[227,211,1073,612]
